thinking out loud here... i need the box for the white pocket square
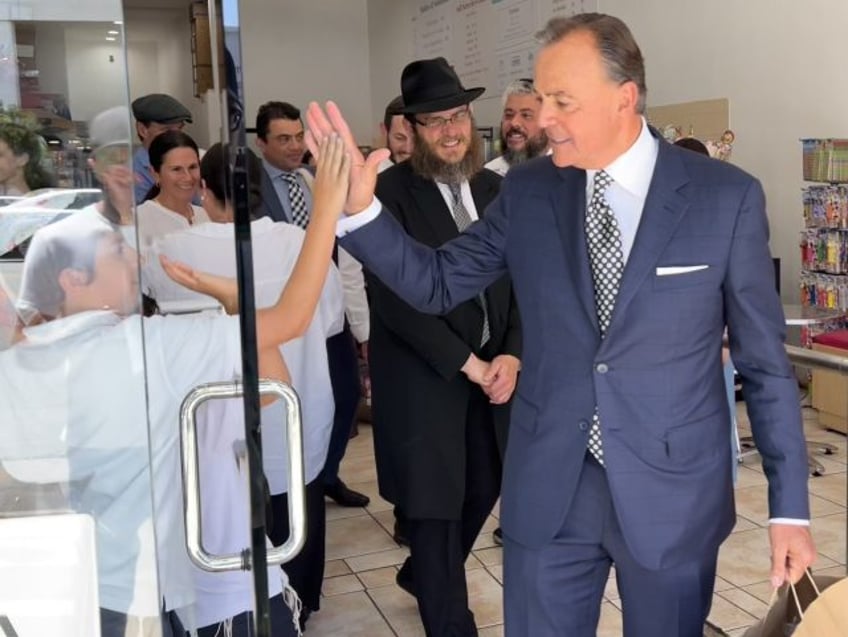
[655,265,709,276]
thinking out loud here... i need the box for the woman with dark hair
[0,122,55,195]
[136,129,209,249]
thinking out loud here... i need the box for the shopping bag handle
[771,569,821,619]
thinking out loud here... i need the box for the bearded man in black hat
[367,57,521,637]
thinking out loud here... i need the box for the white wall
[124,7,211,147]
[600,0,848,301]
[64,38,128,122]
[238,0,372,142]
[367,0,415,146]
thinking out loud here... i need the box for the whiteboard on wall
[411,0,596,98]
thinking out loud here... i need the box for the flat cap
[89,106,131,149]
[131,93,193,124]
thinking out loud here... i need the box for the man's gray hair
[501,78,535,109]
[535,13,647,114]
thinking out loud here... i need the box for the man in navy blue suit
[306,12,815,637]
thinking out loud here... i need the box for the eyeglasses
[415,107,471,130]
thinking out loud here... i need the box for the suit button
[578,420,589,431]
[595,363,609,374]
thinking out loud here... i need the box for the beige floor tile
[325,503,370,522]
[370,508,400,536]
[708,593,758,630]
[368,583,425,636]
[713,575,737,593]
[734,465,769,488]
[324,559,352,578]
[467,567,504,628]
[478,625,504,637]
[338,453,379,485]
[474,546,503,567]
[603,573,620,602]
[717,527,774,587]
[325,515,398,561]
[732,514,761,532]
[720,587,770,619]
[466,552,484,570]
[597,600,624,637]
[812,563,848,577]
[487,564,503,584]
[357,566,398,589]
[323,573,365,596]
[307,590,395,636]
[345,546,409,572]
[740,579,775,604]
[735,486,844,525]
[810,511,847,564]
[807,471,848,506]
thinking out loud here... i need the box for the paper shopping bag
[793,576,848,637]
[741,572,843,637]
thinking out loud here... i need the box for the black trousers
[322,325,361,486]
[267,477,326,613]
[401,389,502,637]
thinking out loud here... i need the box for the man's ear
[58,268,89,293]
[618,81,639,113]
[15,152,29,169]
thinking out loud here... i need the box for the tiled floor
[307,403,847,636]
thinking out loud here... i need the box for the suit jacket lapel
[553,168,598,332]
[261,168,288,223]
[470,173,499,216]
[610,140,690,328]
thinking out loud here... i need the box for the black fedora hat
[400,57,485,115]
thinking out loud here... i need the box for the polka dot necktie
[281,172,310,228]
[584,170,624,466]
[448,182,489,347]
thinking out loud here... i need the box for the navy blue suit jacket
[340,135,810,570]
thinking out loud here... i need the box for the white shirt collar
[587,117,657,199]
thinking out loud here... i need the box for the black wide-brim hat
[400,57,485,115]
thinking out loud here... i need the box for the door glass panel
[0,2,176,635]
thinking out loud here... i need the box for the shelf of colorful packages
[798,140,848,350]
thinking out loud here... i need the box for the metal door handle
[179,379,306,572]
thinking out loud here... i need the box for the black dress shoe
[492,527,503,546]
[396,558,416,597]
[393,519,410,547]
[324,479,370,507]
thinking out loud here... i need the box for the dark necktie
[281,172,309,228]
[448,182,490,346]
[584,170,624,465]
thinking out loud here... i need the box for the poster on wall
[412,0,454,60]
[411,0,598,101]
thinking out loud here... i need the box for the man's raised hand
[305,101,389,215]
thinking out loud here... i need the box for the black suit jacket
[367,162,521,518]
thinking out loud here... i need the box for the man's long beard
[501,129,549,167]
[410,125,484,183]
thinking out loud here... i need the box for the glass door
[0,1,305,635]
